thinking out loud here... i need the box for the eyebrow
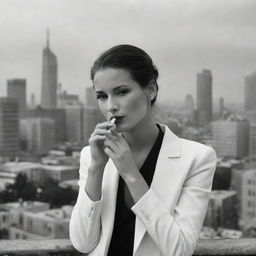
[95,85,129,94]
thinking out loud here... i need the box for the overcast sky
[1,0,256,106]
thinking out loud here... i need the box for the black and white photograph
[1,0,256,255]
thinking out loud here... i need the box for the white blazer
[69,124,217,256]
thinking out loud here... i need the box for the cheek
[127,94,148,114]
[98,102,108,117]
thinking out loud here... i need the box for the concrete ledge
[195,238,256,255]
[0,239,82,256]
[0,238,256,255]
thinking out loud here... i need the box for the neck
[122,113,159,152]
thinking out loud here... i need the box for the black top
[107,124,164,256]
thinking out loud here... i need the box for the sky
[1,0,256,107]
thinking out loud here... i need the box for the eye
[117,89,129,96]
[96,93,107,100]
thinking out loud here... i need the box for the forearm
[85,163,105,201]
[122,169,149,204]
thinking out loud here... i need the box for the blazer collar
[158,124,181,158]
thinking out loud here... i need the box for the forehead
[93,68,138,91]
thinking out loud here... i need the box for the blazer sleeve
[69,147,103,253]
[132,146,217,256]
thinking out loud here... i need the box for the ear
[145,80,157,100]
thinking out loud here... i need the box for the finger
[104,138,120,152]
[105,133,119,141]
[92,128,113,136]
[96,121,115,130]
[104,146,115,158]
[110,129,122,137]
[89,135,106,144]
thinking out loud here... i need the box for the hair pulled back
[91,44,159,105]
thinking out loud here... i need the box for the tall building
[244,71,256,111]
[58,90,80,108]
[0,98,19,157]
[184,94,195,125]
[28,107,65,143]
[219,97,225,118]
[231,169,256,234]
[212,119,249,158]
[85,87,98,108]
[20,117,55,155]
[249,124,256,162]
[82,87,104,144]
[41,30,58,109]
[197,69,212,126]
[7,79,27,118]
[65,105,83,143]
[30,93,36,109]
[83,107,105,145]
[204,190,238,229]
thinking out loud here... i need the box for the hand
[104,130,139,180]
[89,121,115,168]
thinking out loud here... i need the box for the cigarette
[109,118,116,133]
[110,118,116,124]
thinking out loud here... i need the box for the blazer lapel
[133,125,182,255]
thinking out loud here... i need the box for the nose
[107,97,119,113]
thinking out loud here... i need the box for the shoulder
[180,138,216,159]
[161,124,217,167]
[179,138,217,179]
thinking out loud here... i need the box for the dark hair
[90,44,159,105]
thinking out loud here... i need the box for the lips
[111,116,124,124]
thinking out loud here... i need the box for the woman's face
[93,68,150,132]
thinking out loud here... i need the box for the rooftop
[0,162,42,172]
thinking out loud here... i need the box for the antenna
[46,28,50,48]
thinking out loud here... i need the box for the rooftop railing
[0,238,256,256]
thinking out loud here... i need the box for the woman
[69,45,217,256]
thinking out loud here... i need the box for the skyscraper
[58,91,80,108]
[28,108,66,143]
[0,98,20,157]
[20,117,55,155]
[65,104,83,143]
[83,87,104,144]
[244,71,256,111]
[197,69,212,126]
[184,94,195,125]
[212,119,249,158]
[83,107,105,145]
[85,87,98,108]
[7,79,27,118]
[249,124,256,162]
[41,30,58,109]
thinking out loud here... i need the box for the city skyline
[1,0,256,106]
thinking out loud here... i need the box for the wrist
[123,172,149,203]
[89,162,105,173]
